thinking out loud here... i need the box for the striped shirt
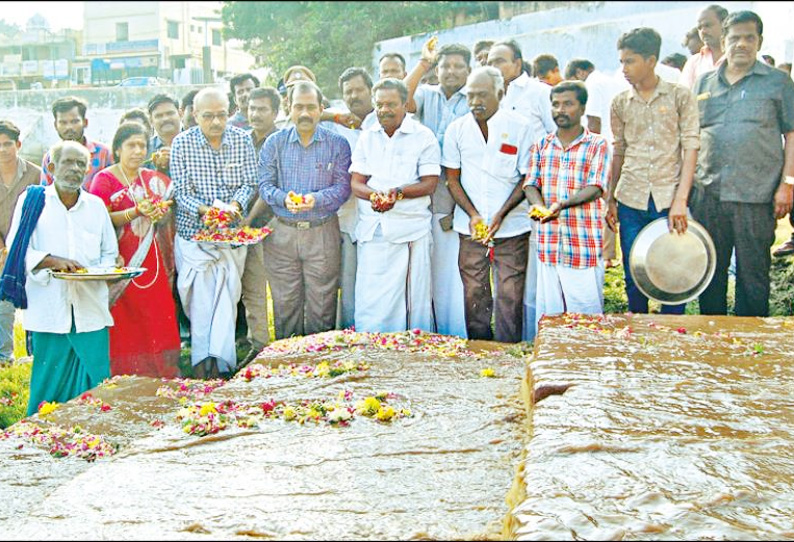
[524,129,610,269]
[41,138,113,190]
[258,125,352,222]
[170,125,258,240]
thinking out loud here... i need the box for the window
[167,20,179,39]
[212,29,221,46]
[116,22,129,42]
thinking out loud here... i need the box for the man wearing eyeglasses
[170,87,258,379]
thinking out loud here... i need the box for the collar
[372,114,418,135]
[286,124,327,144]
[510,72,531,88]
[197,127,233,150]
[424,83,467,100]
[628,76,673,102]
[552,127,591,150]
[44,183,88,210]
[717,59,772,84]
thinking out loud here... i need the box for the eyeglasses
[199,112,229,122]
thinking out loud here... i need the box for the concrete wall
[0,84,216,164]
[373,1,792,78]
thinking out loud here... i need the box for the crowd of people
[0,7,792,415]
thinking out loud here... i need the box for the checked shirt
[170,125,258,240]
[524,129,610,269]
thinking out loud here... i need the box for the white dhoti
[431,213,467,338]
[522,230,539,342]
[336,231,357,330]
[536,260,605,331]
[175,236,247,372]
[355,227,433,333]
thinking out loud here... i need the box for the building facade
[78,1,254,86]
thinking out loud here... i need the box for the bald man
[170,88,258,378]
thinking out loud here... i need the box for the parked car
[117,77,167,87]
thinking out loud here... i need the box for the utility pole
[193,16,220,84]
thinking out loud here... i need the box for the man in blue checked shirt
[170,87,258,379]
[259,80,352,340]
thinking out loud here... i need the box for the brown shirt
[0,158,42,241]
[611,78,700,211]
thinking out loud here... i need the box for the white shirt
[350,115,441,244]
[500,72,556,143]
[583,70,629,144]
[321,111,379,240]
[7,185,118,333]
[442,109,534,238]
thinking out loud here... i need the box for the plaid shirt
[258,125,352,222]
[524,129,610,269]
[40,138,113,189]
[229,111,250,130]
[170,125,258,240]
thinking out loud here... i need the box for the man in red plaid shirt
[523,81,610,331]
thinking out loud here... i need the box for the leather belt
[277,214,335,230]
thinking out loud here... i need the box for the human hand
[539,202,562,223]
[369,191,396,212]
[774,184,793,219]
[667,198,688,234]
[334,112,362,130]
[152,147,171,171]
[46,256,85,272]
[605,199,618,232]
[421,36,439,66]
[285,191,315,213]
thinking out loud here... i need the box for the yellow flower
[199,402,217,417]
[355,396,381,416]
[314,361,330,377]
[480,368,496,378]
[376,406,396,421]
[283,406,297,421]
[38,401,59,416]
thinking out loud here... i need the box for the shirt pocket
[487,151,519,179]
[735,98,775,126]
[698,94,728,129]
[76,231,101,265]
[392,155,417,182]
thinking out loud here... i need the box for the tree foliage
[221,1,499,97]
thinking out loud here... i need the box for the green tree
[221,1,499,98]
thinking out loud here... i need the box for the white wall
[373,1,792,79]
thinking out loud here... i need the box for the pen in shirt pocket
[327,162,334,171]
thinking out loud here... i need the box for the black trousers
[691,191,776,317]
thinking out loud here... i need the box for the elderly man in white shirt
[5,140,118,416]
[444,67,534,343]
[350,78,441,332]
[487,39,556,343]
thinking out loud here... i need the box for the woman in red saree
[89,122,180,377]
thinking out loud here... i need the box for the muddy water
[0,333,526,540]
[513,314,794,541]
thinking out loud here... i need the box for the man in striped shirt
[523,81,610,328]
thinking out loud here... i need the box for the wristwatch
[395,187,404,200]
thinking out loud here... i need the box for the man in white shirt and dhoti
[350,78,441,332]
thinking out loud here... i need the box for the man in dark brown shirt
[0,120,42,362]
[692,10,794,317]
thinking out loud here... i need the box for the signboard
[21,60,38,75]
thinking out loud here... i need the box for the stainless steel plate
[628,218,716,305]
[52,267,147,281]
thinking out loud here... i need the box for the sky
[3,1,84,31]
